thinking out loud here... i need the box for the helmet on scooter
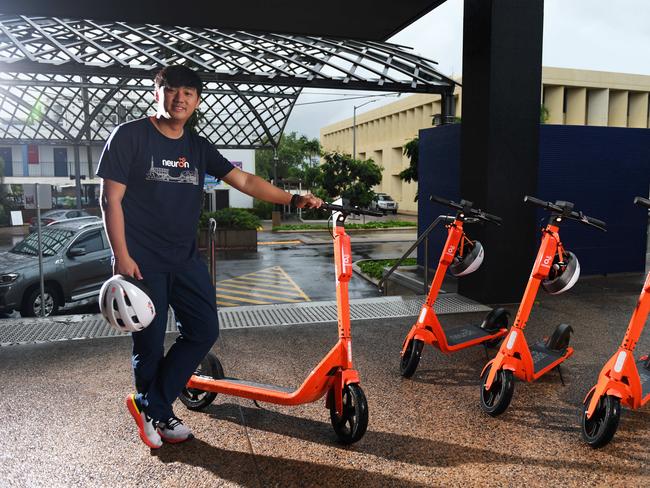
[99,275,156,333]
[542,251,580,295]
[449,241,484,277]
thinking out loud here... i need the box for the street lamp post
[352,99,378,160]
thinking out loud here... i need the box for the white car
[370,194,398,215]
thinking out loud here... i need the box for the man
[97,65,322,449]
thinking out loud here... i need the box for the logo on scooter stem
[446,245,456,256]
[541,255,553,268]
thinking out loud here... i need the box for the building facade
[320,67,650,213]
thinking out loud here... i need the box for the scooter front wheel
[581,391,621,448]
[400,339,424,378]
[179,352,224,411]
[329,383,369,445]
[480,367,514,416]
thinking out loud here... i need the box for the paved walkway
[1,274,649,486]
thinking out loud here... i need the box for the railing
[207,218,217,288]
[377,214,455,295]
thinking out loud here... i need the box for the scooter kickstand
[556,365,565,386]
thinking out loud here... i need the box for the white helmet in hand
[99,275,156,333]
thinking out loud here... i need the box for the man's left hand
[296,193,323,209]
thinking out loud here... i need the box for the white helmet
[99,275,156,333]
[449,241,484,277]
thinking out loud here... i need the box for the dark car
[0,221,112,317]
[28,209,94,233]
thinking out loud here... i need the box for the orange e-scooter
[179,201,381,444]
[400,195,509,378]
[480,196,606,416]
[580,196,650,448]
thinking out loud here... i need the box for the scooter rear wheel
[179,352,224,411]
[479,367,514,416]
[581,391,621,448]
[329,383,368,445]
[400,339,424,378]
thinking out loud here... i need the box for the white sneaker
[158,416,193,444]
[126,394,162,449]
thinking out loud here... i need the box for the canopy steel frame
[0,14,457,148]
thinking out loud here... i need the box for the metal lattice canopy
[0,14,456,148]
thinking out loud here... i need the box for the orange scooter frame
[581,196,650,448]
[181,202,380,444]
[480,196,606,416]
[399,196,508,378]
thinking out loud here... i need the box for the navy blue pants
[131,257,219,421]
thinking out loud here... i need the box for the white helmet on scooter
[99,275,156,333]
[450,240,484,277]
[542,251,580,295]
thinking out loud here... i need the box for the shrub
[200,208,261,230]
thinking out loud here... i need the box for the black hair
[154,65,203,97]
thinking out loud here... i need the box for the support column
[459,0,544,303]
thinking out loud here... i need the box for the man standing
[97,65,322,448]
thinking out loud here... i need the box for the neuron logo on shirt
[161,156,190,168]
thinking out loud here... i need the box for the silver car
[370,193,398,215]
[0,221,112,317]
[28,209,94,233]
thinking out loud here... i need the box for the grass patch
[357,258,417,280]
[273,220,416,231]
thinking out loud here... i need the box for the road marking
[216,266,310,307]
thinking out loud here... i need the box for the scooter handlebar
[525,195,606,231]
[635,196,650,209]
[430,194,502,225]
[320,202,383,217]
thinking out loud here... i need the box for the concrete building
[320,67,650,213]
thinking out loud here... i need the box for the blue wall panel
[418,124,650,275]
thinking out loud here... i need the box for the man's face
[155,85,200,123]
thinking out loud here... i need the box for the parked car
[28,209,94,233]
[370,193,398,214]
[0,221,112,317]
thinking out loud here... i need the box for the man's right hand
[113,254,143,280]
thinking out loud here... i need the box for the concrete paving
[1,273,650,486]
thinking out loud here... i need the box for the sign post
[24,184,52,317]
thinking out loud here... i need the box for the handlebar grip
[523,195,548,208]
[634,196,650,209]
[481,212,502,224]
[430,194,454,206]
[585,215,606,228]
[321,202,382,217]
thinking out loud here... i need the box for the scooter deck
[445,324,495,347]
[530,341,566,375]
[221,377,294,394]
[637,359,650,399]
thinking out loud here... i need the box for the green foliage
[399,137,419,184]
[357,258,417,280]
[316,152,382,208]
[248,199,274,219]
[199,208,261,230]
[273,220,416,231]
[540,104,550,123]
[255,132,322,182]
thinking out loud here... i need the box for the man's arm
[221,168,322,208]
[100,178,143,279]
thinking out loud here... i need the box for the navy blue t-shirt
[97,117,234,271]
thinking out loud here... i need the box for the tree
[255,132,322,183]
[399,137,419,184]
[316,152,382,208]
[540,104,550,123]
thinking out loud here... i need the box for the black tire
[179,352,224,411]
[482,308,510,348]
[581,391,621,448]
[21,285,59,317]
[329,383,369,445]
[480,367,514,416]
[400,339,424,378]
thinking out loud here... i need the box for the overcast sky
[283,0,650,140]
